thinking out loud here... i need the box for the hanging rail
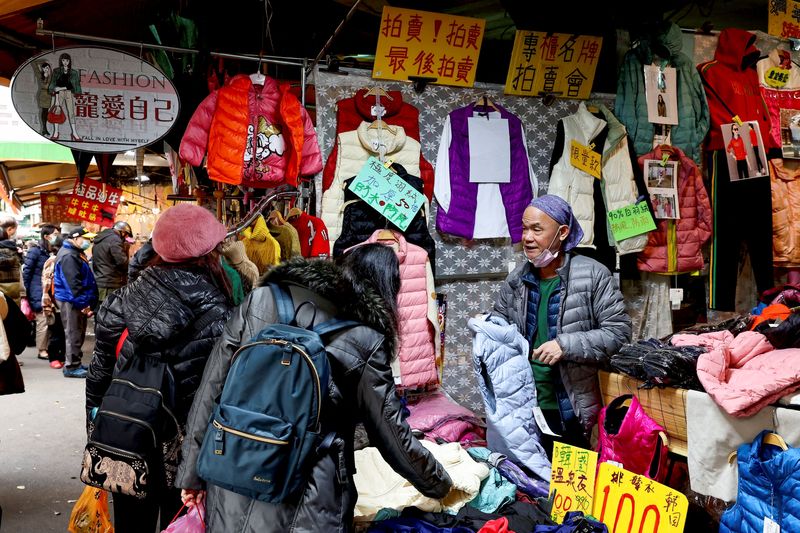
[226,189,300,238]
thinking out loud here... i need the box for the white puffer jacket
[548,102,647,255]
[320,122,421,246]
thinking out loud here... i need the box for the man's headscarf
[528,195,584,252]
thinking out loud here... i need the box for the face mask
[47,234,58,245]
[529,230,563,268]
[79,240,91,251]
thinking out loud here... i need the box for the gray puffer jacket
[176,259,452,533]
[493,253,631,437]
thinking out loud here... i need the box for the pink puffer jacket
[637,145,712,274]
[597,395,669,482]
[696,331,800,417]
[366,230,438,389]
[405,391,485,444]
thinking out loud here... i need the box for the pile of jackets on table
[610,338,705,390]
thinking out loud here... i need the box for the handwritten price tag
[549,442,598,524]
[569,140,602,179]
[348,156,424,232]
[606,201,656,242]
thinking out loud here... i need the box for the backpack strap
[313,318,361,338]
[269,283,295,325]
[115,328,129,360]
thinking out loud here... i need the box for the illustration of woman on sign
[34,61,53,136]
[657,94,667,118]
[47,53,82,141]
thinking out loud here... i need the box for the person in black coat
[22,224,59,359]
[86,205,233,533]
[91,221,132,304]
[127,238,157,282]
[177,246,452,532]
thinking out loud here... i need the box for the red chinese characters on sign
[67,179,122,227]
[373,7,485,88]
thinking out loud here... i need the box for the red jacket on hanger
[698,28,775,152]
[322,88,434,200]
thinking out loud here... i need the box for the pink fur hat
[151,204,227,262]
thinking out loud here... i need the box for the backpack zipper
[111,378,180,430]
[98,410,158,448]
[212,419,289,445]
[230,339,322,430]
[88,440,148,462]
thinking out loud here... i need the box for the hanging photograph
[780,108,800,159]
[644,65,678,125]
[643,159,680,219]
[721,120,769,181]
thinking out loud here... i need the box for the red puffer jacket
[637,145,712,274]
[180,75,322,187]
[322,88,434,200]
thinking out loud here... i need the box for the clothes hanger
[368,119,397,135]
[728,432,788,464]
[363,86,393,101]
[250,56,266,85]
[287,206,303,220]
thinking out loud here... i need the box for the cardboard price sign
[569,140,601,179]
[66,179,122,227]
[606,201,656,242]
[768,0,800,39]
[373,6,485,87]
[592,463,688,533]
[549,442,598,524]
[40,192,80,223]
[505,31,602,99]
[348,157,425,232]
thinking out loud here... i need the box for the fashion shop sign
[10,46,180,153]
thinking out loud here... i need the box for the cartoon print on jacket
[243,117,286,175]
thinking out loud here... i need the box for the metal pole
[307,0,363,75]
[300,58,307,108]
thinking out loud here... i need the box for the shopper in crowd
[91,220,133,304]
[493,195,631,454]
[128,237,156,282]
[177,245,452,532]
[54,228,97,378]
[0,217,21,304]
[22,224,59,360]
[86,204,233,533]
[41,232,66,368]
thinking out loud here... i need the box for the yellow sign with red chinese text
[549,442,598,524]
[372,7,485,87]
[768,0,800,39]
[504,31,602,99]
[592,463,687,533]
[569,140,602,179]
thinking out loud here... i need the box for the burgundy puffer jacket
[637,145,712,273]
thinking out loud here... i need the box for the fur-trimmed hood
[260,258,398,355]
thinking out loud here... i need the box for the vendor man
[493,195,631,452]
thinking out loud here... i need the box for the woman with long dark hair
[86,205,233,533]
[35,61,52,136]
[177,244,452,532]
[47,52,82,141]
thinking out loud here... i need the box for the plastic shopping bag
[68,486,113,533]
[162,503,205,533]
[20,298,34,321]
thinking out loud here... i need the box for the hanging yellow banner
[592,463,688,533]
[372,6,485,88]
[549,442,598,524]
[504,31,602,99]
[768,0,800,38]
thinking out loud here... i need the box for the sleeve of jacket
[22,247,38,296]
[557,269,631,364]
[86,292,126,415]
[356,339,452,498]
[109,240,130,275]
[492,276,514,324]
[689,66,710,150]
[694,163,713,245]
[128,242,155,282]
[175,294,253,490]
[614,53,639,147]
[298,107,323,176]
[179,91,218,166]
[58,253,86,304]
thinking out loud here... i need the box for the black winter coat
[22,243,48,312]
[333,164,436,271]
[176,259,452,533]
[86,265,231,424]
[128,240,156,282]
[91,229,129,289]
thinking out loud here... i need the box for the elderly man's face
[521,206,567,263]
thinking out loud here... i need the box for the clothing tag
[371,104,385,118]
[765,66,790,88]
[732,115,743,126]
[383,158,395,169]
[661,153,670,167]
[764,517,780,533]
[532,405,562,437]
[607,460,623,469]
[569,140,602,179]
[670,288,684,310]
[507,261,516,273]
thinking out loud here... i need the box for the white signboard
[10,46,180,153]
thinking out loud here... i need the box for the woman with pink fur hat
[85,204,234,533]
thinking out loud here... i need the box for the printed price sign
[592,463,687,533]
[769,0,800,38]
[373,6,485,87]
[606,201,656,241]
[40,192,80,223]
[348,157,424,232]
[569,140,601,178]
[504,31,602,99]
[549,442,598,524]
[66,179,122,227]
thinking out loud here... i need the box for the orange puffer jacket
[770,158,800,268]
[180,75,322,187]
[637,145,712,274]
